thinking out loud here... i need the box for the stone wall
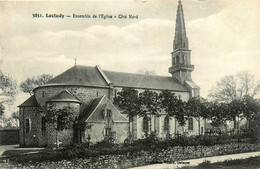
[76,143,259,168]
[134,115,206,139]
[19,107,44,147]
[84,122,128,144]
[34,86,109,111]
[4,143,258,168]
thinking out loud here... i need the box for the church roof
[46,90,81,103]
[79,95,128,123]
[41,65,188,92]
[18,95,39,107]
[45,65,108,87]
[104,70,188,91]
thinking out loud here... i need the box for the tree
[0,70,17,128]
[139,90,161,135]
[186,97,208,135]
[44,105,75,148]
[209,71,260,103]
[11,111,19,128]
[20,74,53,95]
[114,88,141,140]
[208,71,260,130]
[240,96,260,130]
[0,104,5,127]
[0,70,17,104]
[207,102,229,129]
[159,90,180,135]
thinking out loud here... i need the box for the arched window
[188,118,193,130]
[176,55,180,63]
[164,116,169,131]
[143,116,149,132]
[182,55,185,64]
[42,117,46,132]
[183,42,185,48]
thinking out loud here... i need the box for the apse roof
[45,65,108,87]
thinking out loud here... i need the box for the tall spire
[169,0,194,84]
[173,0,189,51]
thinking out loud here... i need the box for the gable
[79,95,128,123]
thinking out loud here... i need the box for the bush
[6,134,259,164]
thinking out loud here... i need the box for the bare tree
[0,70,17,105]
[20,74,53,95]
[208,71,260,103]
[208,71,260,131]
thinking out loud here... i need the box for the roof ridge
[85,95,106,122]
[103,69,172,78]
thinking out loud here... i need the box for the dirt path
[130,151,260,169]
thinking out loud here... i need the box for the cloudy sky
[0,0,260,116]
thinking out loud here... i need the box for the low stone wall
[88,143,259,168]
[0,129,19,145]
[2,142,259,168]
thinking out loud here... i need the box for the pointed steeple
[173,0,189,51]
[169,0,194,84]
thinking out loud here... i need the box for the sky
[0,0,260,117]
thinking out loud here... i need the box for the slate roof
[18,95,39,107]
[79,95,128,123]
[185,80,200,89]
[46,65,108,87]
[42,65,188,92]
[47,91,81,103]
[104,70,188,91]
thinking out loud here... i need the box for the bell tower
[169,0,194,84]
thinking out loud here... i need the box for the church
[19,0,204,147]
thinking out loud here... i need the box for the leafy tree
[114,88,141,140]
[241,96,260,130]
[20,74,53,95]
[139,90,161,135]
[44,105,75,148]
[208,71,260,130]
[159,90,185,135]
[159,90,178,114]
[207,102,228,129]
[186,97,208,135]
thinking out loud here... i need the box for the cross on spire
[74,57,77,66]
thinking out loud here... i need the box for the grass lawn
[179,156,260,169]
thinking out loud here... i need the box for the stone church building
[19,0,205,147]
